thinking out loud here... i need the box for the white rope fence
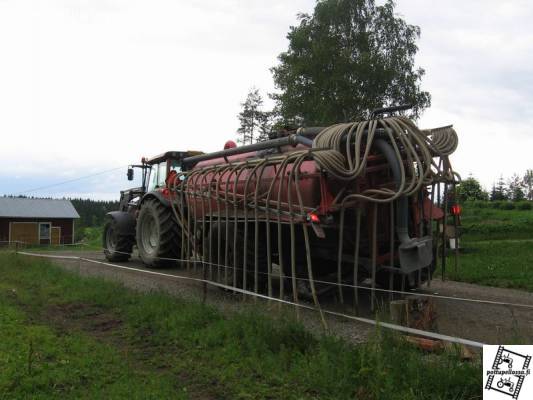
[15,249,490,349]
[98,248,533,310]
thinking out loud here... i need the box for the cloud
[1,0,531,198]
[0,0,314,199]
[395,0,533,188]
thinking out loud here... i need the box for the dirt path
[37,250,533,345]
[417,279,533,344]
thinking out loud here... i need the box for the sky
[1,0,532,200]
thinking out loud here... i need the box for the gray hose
[372,138,410,244]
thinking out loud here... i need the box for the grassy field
[442,205,533,291]
[458,206,533,241]
[0,252,480,399]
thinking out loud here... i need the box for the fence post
[202,261,207,304]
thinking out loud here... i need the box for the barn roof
[0,198,80,219]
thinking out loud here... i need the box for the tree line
[69,198,119,227]
[456,170,533,203]
[236,0,430,144]
[69,198,119,242]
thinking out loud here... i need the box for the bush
[501,202,515,210]
[470,200,489,208]
[517,201,532,210]
[491,201,503,209]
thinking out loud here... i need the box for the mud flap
[399,236,433,274]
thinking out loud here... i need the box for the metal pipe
[183,134,312,166]
[295,127,326,137]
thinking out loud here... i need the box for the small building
[0,198,80,245]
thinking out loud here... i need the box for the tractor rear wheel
[136,199,181,268]
[103,219,134,262]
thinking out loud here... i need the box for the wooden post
[202,260,207,304]
[370,203,378,312]
[390,300,408,326]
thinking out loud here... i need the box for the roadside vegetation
[0,252,480,399]
[71,198,119,243]
[76,226,103,249]
[439,172,533,291]
[443,202,533,291]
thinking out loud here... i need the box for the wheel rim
[106,226,117,251]
[141,213,159,256]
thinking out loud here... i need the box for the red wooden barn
[0,198,80,245]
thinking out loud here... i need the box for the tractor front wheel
[103,219,134,262]
[136,199,181,268]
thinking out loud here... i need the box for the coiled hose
[311,116,458,203]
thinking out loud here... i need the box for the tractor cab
[123,151,200,206]
[143,151,189,193]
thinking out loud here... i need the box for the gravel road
[36,250,533,345]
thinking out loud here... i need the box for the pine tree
[257,111,274,142]
[237,89,268,145]
[490,176,508,201]
[523,169,533,201]
[508,174,525,201]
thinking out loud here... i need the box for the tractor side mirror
[127,167,134,181]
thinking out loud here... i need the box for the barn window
[39,223,51,240]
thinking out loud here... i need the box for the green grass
[78,226,103,249]
[0,252,481,399]
[441,206,533,291]
[459,206,533,241]
[445,240,533,291]
[20,243,97,253]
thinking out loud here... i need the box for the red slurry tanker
[103,105,459,298]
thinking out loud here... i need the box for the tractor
[103,151,199,267]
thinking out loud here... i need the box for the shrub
[517,201,532,210]
[491,201,503,209]
[501,202,515,210]
[471,200,489,208]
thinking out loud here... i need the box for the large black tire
[136,199,181,268]
[103,219,134,262]
[208,222,268,291]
